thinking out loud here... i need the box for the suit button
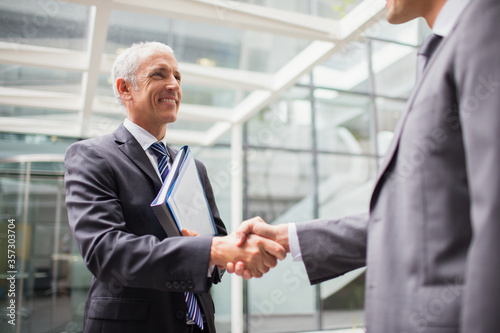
[180,282,187,289]
[165,282,173,288]
[175,310,185,320]
[187,281,194,290]
[173,282,180,289]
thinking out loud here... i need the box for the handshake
[186,217,290,279]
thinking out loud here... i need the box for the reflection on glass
[313,41,369,93]
[315,153,376,330]
[0,0,90,51]
[236,0,365,19]
[181,83,249,108]
[372,41,417,99]
[315,93,373,154]
[247,150,315,332]
[247,87,312,150]
[0,64,82,94]
[0,159,91,333]
[0,106,78,122]
[189,146,232,332]
[0,134,76,160]
[363,18,421,46]
[105,10,310,73]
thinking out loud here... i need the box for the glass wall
[0,0,425,331]
[0,156,91,333]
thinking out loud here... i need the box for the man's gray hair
[111,41,175,106]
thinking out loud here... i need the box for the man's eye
[152,72,164,78]
[175,75,181,81]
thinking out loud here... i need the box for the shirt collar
[123,118,168,151]
[433,0,471,37]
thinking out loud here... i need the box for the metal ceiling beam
[0,42,87,72]
[0,87,80,111]
[60,0,342,41]
[79,4,112,137]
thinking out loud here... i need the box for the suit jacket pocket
[88,297,149,321]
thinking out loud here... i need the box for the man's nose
[165,75,180,90]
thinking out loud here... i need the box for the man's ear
[116,78,133,102]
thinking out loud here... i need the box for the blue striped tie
[150,142,204,330]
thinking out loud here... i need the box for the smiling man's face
[124,50,182,135]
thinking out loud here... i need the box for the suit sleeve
[455,4,500,331]
[196,159,227,284]
[297,212,368,284]
[65,140,219,294]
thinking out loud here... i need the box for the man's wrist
[209,237,223,267]
[276,224,291,253]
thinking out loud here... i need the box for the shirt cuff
[207,265,215,278]
[288,223,303,262]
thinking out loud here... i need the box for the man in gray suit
[65,42,285,333]
[232,0,500,332]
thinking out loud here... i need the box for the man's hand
[210,231,286,278]
[235,217,290,251]
[228,217,290,279]
[181,229,200,237]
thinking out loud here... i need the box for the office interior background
[0,0,431,332]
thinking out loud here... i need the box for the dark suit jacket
[64,124,227,333]
[296,0,500,332]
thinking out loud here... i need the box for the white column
[230,124,244,333]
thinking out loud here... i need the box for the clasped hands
[205,217,289,279]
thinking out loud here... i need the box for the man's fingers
[181,229,200,237]
[226,262,235,274]
[259,237,287,261]
[235,216,267,247]
[234,261,245,276]
[235,223,252,247]
[242,270,252,280]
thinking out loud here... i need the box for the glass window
[311,41,369,94]
[0,159,91,333]
[315,153,376,330]
[189,146,232,331]
[0,0,91,51]
[0,106,78,121]
[180,83,250,108]
[363,18,421,46]
[371,40,418,99]
[105,10,310,73]
[246,149,316,332]
[315,92,374,155]
[0,64,82,94]
[247,86,312,150]
[236,0,366,19]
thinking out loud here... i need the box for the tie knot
[418,34,443,58]
[150,142,168,158]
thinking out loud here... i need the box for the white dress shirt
[289,0,471,262]
[123,118,169,180]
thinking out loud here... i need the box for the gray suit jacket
[65,124,227,333]
[297,1,500,332]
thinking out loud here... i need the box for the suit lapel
[113,124,162,190]
[369,30,453,210]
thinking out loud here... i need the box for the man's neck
[126,117,166,141]
[424,0,447,29]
